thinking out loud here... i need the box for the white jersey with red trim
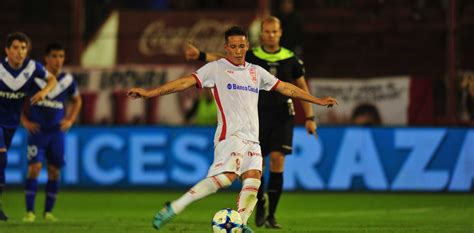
[193,58,280,144]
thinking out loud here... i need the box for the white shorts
[207,136,263,177]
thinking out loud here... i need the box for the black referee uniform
[246,46,305,156]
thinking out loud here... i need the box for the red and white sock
[171,174,231,214]
[237,178,261,224]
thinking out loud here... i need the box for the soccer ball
[211,208,243,233]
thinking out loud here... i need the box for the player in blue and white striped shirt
[0,32,57,221]
[21,42,81,222]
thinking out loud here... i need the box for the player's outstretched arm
[295,76,317,135]
[184,42,224,62]
[127,75,197,99]
[30,73,57,104]
[275,81,338,107]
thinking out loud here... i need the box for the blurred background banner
[309,76,410,125]
[67,65,195,124]
[7,127,473,192]
[117,11,256,64]
[1,0,472,126]
[65,65,418,126]
[68,66,414,126]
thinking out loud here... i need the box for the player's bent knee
[0,147,6,153]
[269,153,285,172]
[269,162,285,173]
[47,165,61,180]
[241,169,262,180]
[222,172,237,183]
[48,171,61,180]
[211,174,232,190]
[27,163,42,178]
[269,152,284,163]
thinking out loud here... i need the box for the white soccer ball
[211,208,243,233]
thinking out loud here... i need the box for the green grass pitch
[0,190,473,233]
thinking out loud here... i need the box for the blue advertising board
[6,127,473,191]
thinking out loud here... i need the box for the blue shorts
[27,130,65,168]
[0,126,17,150]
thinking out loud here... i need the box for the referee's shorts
[259,115,294,157]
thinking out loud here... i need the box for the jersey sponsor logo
[0,91,25,99]
[226,83,258,94]
[226,70,234,74]
[34,99,64,109]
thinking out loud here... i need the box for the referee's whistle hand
[321,97,338,107]
[184,42,199,61]
[127,88,148,99]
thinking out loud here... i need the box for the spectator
[351,103,382,126]
[460,71,474,124]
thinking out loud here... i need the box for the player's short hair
[5,31,30,48]
[45,42,65,54]
[224,26,247,43]
[261,16,282,30]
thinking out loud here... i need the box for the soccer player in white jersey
[127,26,337,233]
[0,32,57,221]
[21,42,82,222]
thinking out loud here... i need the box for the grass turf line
[0,191,472,233]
